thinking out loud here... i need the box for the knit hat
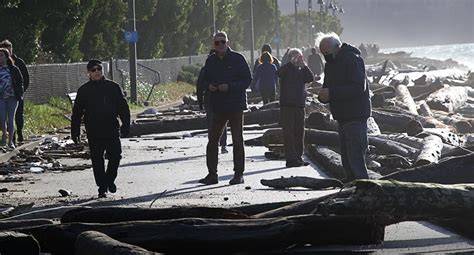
[87,59,102,70]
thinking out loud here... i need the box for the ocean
[381,43,474,71]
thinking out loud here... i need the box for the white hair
[288,48,303,58]
[315,32,341,49]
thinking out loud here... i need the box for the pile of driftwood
[1,178,473,254]
[0,137,91,184]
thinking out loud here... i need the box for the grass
[22,82,195,138]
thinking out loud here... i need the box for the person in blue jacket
[253,51,278,104]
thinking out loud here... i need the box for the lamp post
[127,0,137,103]
[294,0,299,47]
[308,0,312,46]
[250,0,255,70]
[318,0,324,33]
[275,0,281,58]
[212,0,216,34]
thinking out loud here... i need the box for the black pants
[88,137,122,189]
[206,112,244,175]
[281,106,305,162]
[260,88,276,105]
[15,99,24,133]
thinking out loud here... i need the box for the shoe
[221,146,228,154]
[286,160,303,168]
[108,183,117,193]
[98,192,107,198]
[98,186,107,198]
[7,143,15,150]
[229,173,244,185]
[198,174,218,185]
[299,160,310,166]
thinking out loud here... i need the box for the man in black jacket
[277,48,314,168]
[199,31,252,185]
[318,32,371,182]
[71,59,130,198]
[0,40,29,144]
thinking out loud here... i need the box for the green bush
[177,64,202,85]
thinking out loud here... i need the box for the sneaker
[98,192,107,198]
[7,143,15,150]
[221,146,228,154]
[108,183,117,193]
[198,174,218,185]
[98,186,107,198]
[229,173,244,185]
[286,160,303,168]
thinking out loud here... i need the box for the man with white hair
[277,48,314,168]
[317,32,371,182]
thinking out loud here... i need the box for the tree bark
[381,153,474,184]
[21,215,385,254]
[0,231,40,255]
[414,135,443,166]
[260,176,343,190]
[395,84,418,115]
[61,206,249,224]
[75,231,160,255]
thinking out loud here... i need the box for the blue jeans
[0,97,19,138]
[338,120,369,181]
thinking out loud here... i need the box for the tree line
[1,0,341,64]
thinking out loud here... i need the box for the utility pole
[250,0,255,71]
[212,0,216,35]
[275,0,280,59]
[294,0,298,47]
[308,0,312,46]
[128,0,137,103]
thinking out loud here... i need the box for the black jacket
[71,77,130,139]
[203,48,252,113]
[277,62,314,108]
[7,65,24,100]
[12,54,29,91]
[322,43,371,122]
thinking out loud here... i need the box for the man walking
[0,40,29,144]
[199,31,252,185]
[71,59,130,198]
[318,32,371,182]
[277,48,314,167]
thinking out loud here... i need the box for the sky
[278,0,474,48]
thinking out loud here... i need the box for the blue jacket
[203,48,252,113]
[254,63,277,91]
[323,43,371,122]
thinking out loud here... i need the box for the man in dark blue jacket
[318,32,371,182]
[199,31,252,185]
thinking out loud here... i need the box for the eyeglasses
[214,40,227,46]
[89,66,102,72]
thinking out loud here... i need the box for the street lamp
[317,0,324,33]
[204,0,216,35]
[294,0,299,47]
[308,0,312,46]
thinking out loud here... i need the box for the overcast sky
[278,0,474,48]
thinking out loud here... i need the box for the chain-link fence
[25,50,259,104]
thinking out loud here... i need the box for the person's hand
[318,88,330,103]
[296,55,305,67]
[72,134,80,144]
[208,84,218,92]
[218,83,229,92]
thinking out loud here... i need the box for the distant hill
[278,0,474,48]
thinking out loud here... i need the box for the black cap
[87,59,102,70]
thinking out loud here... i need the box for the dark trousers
[15,99,24,133]
[281,106,305,162]
[206,108,227,146]
[338,120,369,181]
[206,112,244,175]
[88,137,122,189]
[260,88,276,105]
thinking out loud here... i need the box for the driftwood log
[408,82,444,98]
[260,176,343,190]
[316,179,474,225]
[61,206,249,224]
[305,145,346,179]
[0,219,54,231]
[426,86,469,112]
[20,215,384,254]
[0,231,40,255]
[431,111,473,134]
[417,100,433,117]
[414,135,443,166]
[395,84,418,115]
[381,153,474,184]
[75,231,160,255]
[373,133,456,155]
[415,127,463,146]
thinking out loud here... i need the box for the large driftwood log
[262,128,418,157]
[417,100,433,117]
[395,84,418,115]
[130,109,280,137]
[0,231,40,255]
[61,206,249,224]
[414,135,443,166]
[431,111,473,134]
[373,133,456,155]
[316,179,474,225]
[372,109,450,134]
[2,206,84,221]
[306,113,380,135]
[407,82,444,98]
[305,145,346,179]
[426,86,469,112]
[260,176,343,190]
[75,231,160,255]
[21,215,384,254]
[381,153,474,184]
[415,128,463,146]
[0,219,54,231]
